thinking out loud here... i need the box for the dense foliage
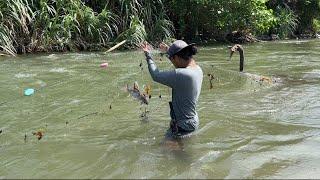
[0,0,173,55]
[166,0,277,41]
[0,0,319,55]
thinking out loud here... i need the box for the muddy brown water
[0,40,320,178]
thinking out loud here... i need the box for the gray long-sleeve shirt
[145,52,203,130]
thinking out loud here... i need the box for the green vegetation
[0,0,173,55]
[166,0,277,40]
[0,0,320,55]
[273,5,298,39]
[267,0,320,37]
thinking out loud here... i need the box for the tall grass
[114,0,174,45]
[115,15,146,48]
[32,0,119,51]
[275,6,299,38]
[0,24,16,56]
[0,0,34,54]
[0,0,173,55]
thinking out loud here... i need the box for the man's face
[170,55,179,68]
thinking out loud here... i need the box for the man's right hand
[159,42,169,52]
[140,42,153,54]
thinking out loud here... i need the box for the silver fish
[127,82,149,105]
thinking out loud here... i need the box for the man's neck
[174,58,197,68]
[183,59,197,68]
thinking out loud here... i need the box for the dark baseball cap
[167,40,195,59]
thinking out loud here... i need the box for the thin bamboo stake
[105,40,127,53]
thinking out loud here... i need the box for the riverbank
[1,34,319,57]
[1,0,319,56]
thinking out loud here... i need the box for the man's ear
[172,55,177,61]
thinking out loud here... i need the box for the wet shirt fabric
[145,52,203,138]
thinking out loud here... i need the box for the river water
[1,40,320,178]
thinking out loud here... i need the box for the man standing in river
[141,40,203,141]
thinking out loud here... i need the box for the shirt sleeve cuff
[144,51,152,58]
[145,52,154,64]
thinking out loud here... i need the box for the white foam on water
[196,151,222,164]
[49,68,70,73]
[277,40,310,44]
[35,80,47,87]
[14,73,36,78]
[46,54,60,60]
[203,47,225,50]
[69,99,81,104]
[303,69,320,79]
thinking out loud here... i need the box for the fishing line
[157,51,172,99]
[143,51,173,117]
[77,112,99,120]
[163,53,174,99]
[138,48,162,120]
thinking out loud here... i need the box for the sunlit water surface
[1,40,320,178]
